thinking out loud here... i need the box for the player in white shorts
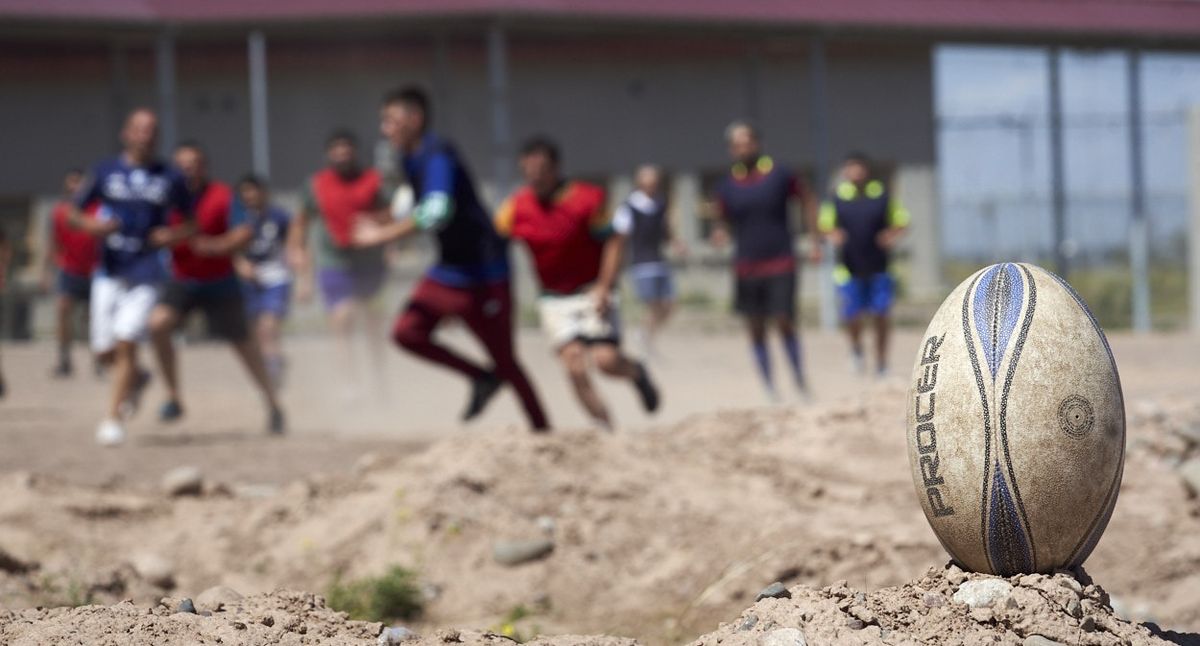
[69,108,196,445]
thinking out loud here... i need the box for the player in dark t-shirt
[351,86,549,431]
[711,121,818,402]
[819,152,909,376]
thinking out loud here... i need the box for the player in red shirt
[147,142,284,434]
[495,137,659,429]
[43,168,100,377]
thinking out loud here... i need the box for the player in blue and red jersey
[495,137,659,429]
[147,142,284,434]
[69,108,197,446]
[43,168,100,378]
[712,121,818,402]
[352,86,549,431]
[819,152,909,376]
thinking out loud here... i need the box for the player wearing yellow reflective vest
[818,153,909,377]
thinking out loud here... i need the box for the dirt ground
[0,328,1197,644]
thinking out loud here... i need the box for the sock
[781,333,805,386]
[752,341,773,390]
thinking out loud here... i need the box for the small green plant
[493,604,544,643]
[326,565,423,622]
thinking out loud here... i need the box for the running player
[288,130,389,394]
[69,108,196,445]
[495,137,659,429]
[233,175,292,389]
[43,168,99,377]
[819,152,909,376]
[612,164,683,359]
[351,86,549,431]
[147,142,284,433]
[711,121,817,401]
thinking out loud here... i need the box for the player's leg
[460,281,550,430]
[148,282,187,420]
[392,277,489,381]
[769,271,806,392]
[207,279,284,433]
[97,282,157,445]
[736,274,776,396]
[54,274,76,376]
[869,273,896,376]
[559,340,611,427]
[354,269,389,397]
[590,342,660,414]
[839,276,868,375]
[318,267,360,385]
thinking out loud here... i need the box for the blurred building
[2,0,1200,333]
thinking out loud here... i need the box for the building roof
[4,0,1200,40]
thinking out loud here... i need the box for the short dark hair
[519,136,561,166]
[237,174,267,191]
[64,167,83,177]
[326,129,358,149]
[383,85,432,128]
[844,151,871,166]
[175,139,206,157]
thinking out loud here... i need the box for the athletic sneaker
[52,360,73,379]
[633,362,660,413]
[96,418,126,447]
[462,373,502,422]
[159,400,184,423]
[268,406,286,435]
[119,368,152,418]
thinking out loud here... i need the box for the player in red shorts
[495,137,659,429]
[43,168,100,378]
[351,87,549,431]
[147,141,284,434]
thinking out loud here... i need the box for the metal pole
[808,34,837,331]
[432,31,453,135]
[155,27,178,158]
[248,30,271,179]
[743,44,763,125]
[1127,49,1151,332]
[110,41,130,137]
[487,22,513,202]
[1047,46,1068,278]
[1187,107,1200,332]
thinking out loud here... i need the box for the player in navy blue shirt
[68,108,196,446]
[712,121,818,402]
[352,86,549,431]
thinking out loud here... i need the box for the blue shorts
[58,270,92,301]
[839,272,894,320]
[318,266,386,310]
[244,282,291,319]
[631,263,674,303]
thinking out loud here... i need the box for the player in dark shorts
[233,175,293,389]
[351,86,549,430]
[70,108,197,445]
[43,168,100,377]
[495,137,659,429]
[819,152,909,376]
[289,131,390,395]
[712,121,817,402]
[612,164,684,360]
[147,142,284,434]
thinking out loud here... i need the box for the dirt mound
[0,384,1198,643]
[696,565,1188,646]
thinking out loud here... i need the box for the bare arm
[190,225,253,257]
[68,205,118,237]
[351,217,419,248]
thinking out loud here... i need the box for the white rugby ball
[906,263,1125,575]
[390,183,415,221]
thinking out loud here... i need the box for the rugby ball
[390,182,415,221]
[906,263,1125,575]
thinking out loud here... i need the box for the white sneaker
[96,418,127,447]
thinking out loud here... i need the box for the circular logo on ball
[1058,395,1095,438]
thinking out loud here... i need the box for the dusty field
[0,328,1197,644]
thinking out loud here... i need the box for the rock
[161,466,204,497]
[0,546,34,574]
[196,585,244,611]
[946,569,968,586]
[922,592,946,607]
[378,626,418,644]
[845,618,865,630]
[131,553,175,588]
[536,516,556,534]
[492,539,554,566]
[737,614,758,632]
[1024,636,1064,646]
[952,579,1013,608]
[175,598,197,614]
[1179,459,1200,498]
[756,582,791,602]
[1057,576,1083,595]
[760,627,807,646]
[1066,598,1082,618]
[1080,616,1097,632]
